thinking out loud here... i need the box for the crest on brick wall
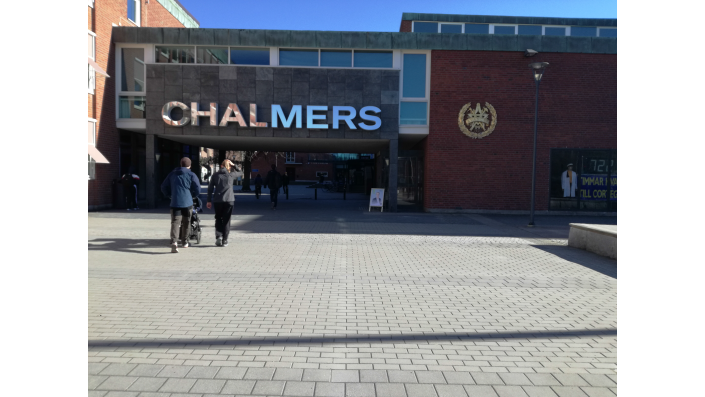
[458,102,498,139]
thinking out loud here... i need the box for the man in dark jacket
[161,157,201,253]
[263,164,282,210]
[207,159,241,247]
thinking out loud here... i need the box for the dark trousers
[214,202,234,240]
[270,189,278,207]
[124,185,136,209]
[283,185,288,195]
[170,206,192,244]
[255,185,261,198]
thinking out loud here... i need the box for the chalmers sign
[162,102,382,130]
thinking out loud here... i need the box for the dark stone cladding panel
[113,26,616,54]
[147,66,399,139]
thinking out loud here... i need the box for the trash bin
[113,179,126,209]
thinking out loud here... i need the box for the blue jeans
[270,189,278,207]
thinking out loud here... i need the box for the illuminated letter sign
[162,103,382,131]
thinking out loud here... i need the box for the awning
[88,145,110,164]
[88,57,110,77]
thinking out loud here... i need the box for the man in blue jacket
[161,157,201,253]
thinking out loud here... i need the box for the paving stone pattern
[88,200,617,396]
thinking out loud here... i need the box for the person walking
[254,174,263,199]
[160,157,201,253]
[207,159,239,247]
[120,168,140,210]
[264,164,282,210]
[282,172,290,196]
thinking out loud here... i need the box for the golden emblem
[458,102,498,139]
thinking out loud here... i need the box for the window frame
[115,44,152,121]
[439,23,464,33]
[491,24,518,35]
[598,27,617,37]
[127,0,141,26]
[399,50,431,127]
[88,30,96,94]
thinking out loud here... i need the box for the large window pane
[230,47,269,65]
[494,26,516,34]
[518,25,542,35]
[549,148,616,211]
[280,49,318,66]
[119,96,146,119]
[400,102,427,125]
[354,51,392,68]
[440,24,462,33]
[545,27,566,36]
[197,47,228,64]
[465,24,489,34]
[600,28,617,37]
[127,0,136,22]
[414,22,438,32]
[155,46,194,64]
[121,48,145,91]
[402,54,426,98]
[571,26,597,37]
[321,50,351,67]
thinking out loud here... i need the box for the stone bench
[568,223,617,259]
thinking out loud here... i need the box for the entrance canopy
[162,135,390,153]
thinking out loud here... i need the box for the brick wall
[425,50,617,212]
[88,0,189,208]
[400,20,412,32]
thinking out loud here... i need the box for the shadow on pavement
[88,238,210,255]
[88,328,618,348]
[531,245,617,279]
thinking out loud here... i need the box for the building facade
[88,0,199,210]
[95,10,617,213]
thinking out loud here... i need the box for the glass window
[127,0,136,22]
[280,49,318,66]
[197,47,228,64]
[354,51,393,68]
[465,24,489,34]
[440,24,462,33]
[414,22,438,33]
[321,50,352,67]
[400,102,427,125]
[571,27,597,37]
[88,154,96,180]
[518,25,542,35]
[88,121,95,145]
[230,47,270,65]
[88,33,95,59]
[599,28,617,37]
[155,46,194,64]
[119,96,146,119]
[545,27,566,36]
[121,48,145,92]
[549,149,616,211]
[494,26,516,34]
[402,54,426,98]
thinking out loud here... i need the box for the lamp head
[528,62,549,82]
[525,49,538,57]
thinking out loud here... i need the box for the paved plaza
[88,186,617,397]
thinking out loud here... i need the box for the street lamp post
[527,62,549,227]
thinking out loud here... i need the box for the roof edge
[401,12,616,27]
[156,0,200,28]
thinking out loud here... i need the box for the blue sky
[178,0,617,31]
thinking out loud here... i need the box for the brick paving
[88,189,617,396]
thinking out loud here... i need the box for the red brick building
[99,12,616,213]
[88,0,199,210]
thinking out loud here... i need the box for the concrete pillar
[388,139,398,212]
[146,135,157,209]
